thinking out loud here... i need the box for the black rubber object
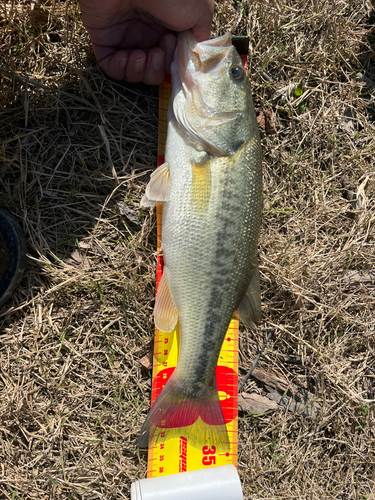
[0,208,27,307]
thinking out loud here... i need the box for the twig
[238,330,274,392]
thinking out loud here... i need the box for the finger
[125,49,147,83]
[191,0,215,42]
[191,22,213,43]
[159,33,177,73]
[143,48,165,85]
[96,48,131,80]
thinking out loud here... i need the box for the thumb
[190,0,214,42]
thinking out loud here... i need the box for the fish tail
[138,373,229,452]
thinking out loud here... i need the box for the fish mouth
[176,32,242,127]
[176,31,233,91]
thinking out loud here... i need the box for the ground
[0,1,374,499]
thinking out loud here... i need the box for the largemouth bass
[139,31,262,451]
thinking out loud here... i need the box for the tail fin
[138,373,229,452]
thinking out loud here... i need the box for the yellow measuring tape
[147,47,248,478]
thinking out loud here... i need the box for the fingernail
[120,57,128,69]
[134,57,146,72]
[151,52,164,70]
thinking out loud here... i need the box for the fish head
[171,31,256,156]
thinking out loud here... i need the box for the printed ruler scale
[147,41,249,479]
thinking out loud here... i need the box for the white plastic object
[130,464,243,500]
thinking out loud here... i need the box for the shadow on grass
[0,66,159,316]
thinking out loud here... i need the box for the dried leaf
[79,241,91,249]
[71,250,83,263]
[139,350,153,369]
[257,109,277,134]
[117,202,142,226]
[238,392,279,414]
[342,269,375,287]
[68,250,90,269]
[267,388,322,420]
[251,368,288,392]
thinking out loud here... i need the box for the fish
[139,31,263,451]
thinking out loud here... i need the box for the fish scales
[139,31,262,451]
[163,125,262,386]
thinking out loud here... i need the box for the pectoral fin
[154,268,179,333]
[236,261,261,327]
[141,163,170,207]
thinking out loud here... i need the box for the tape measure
[147,47,248,479]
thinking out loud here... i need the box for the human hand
[78,0,214,85]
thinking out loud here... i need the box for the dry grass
[1,1,374,499]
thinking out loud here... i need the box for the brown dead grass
[1,0,374,499]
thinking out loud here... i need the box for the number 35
[202,445,216,466]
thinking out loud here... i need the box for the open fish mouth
[177,31,233,77]
[176,32,239,120]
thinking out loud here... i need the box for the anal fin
[154,267,178,333]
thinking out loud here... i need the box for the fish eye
[230,65,244,80]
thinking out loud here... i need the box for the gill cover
[171,31,255,156]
